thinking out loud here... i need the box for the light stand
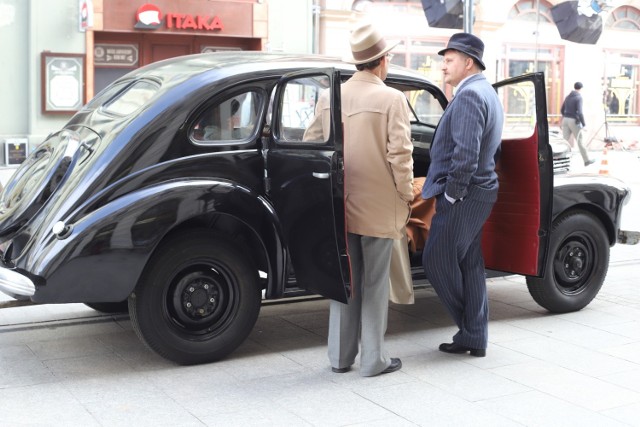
[586,91,620,149]
[602,105,617,147]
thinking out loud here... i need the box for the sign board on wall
[41,52,86,114]
[101,1,252,36]
[134,3,223,31]
[94,44,139,67]
[79,0,94,32]
[4,138,28,166]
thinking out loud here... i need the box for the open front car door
[482,72,553,277]
[266,69,350,303]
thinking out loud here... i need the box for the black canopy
[421,0,463,29]
[551,1,603,44]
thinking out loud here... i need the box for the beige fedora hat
[343,21,398,65]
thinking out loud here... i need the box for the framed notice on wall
[4,138,29,166]
[41,52,86,114]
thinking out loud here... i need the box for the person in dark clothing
[608,92,619,114]
[561,82,595,166]
[421,33,504,358]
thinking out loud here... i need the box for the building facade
[1,0,639,182]
[0,0,271,183]
[317,0,640,140]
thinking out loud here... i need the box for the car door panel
[482,73,553,277]
[266,69,350,303]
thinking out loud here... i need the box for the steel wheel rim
[553,232,596,294]
[165,263,239,339]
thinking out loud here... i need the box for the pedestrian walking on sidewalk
[561,82,595,166]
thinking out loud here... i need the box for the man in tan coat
[304,21,413,376]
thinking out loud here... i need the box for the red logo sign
[134,3,223,32]
[135,4,163,29]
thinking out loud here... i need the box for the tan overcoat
[305,71,413,240]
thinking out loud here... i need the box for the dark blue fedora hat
[438,32,486,70]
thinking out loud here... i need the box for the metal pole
[312,0,321,54]
[463,0,474,34]
[534,0,540,71]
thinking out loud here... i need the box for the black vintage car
[0,53,637,365]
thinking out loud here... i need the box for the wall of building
[0,0,29,138]
[0,0,270,186]
[317,0,640,143]
[0,0,86,184]
[267,0,314,53]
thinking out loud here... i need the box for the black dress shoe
[331,365,351,373]
[380,357,402,374]
[439,342,486,357]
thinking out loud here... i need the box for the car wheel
[526,211,609,313]
[85,301,129,313]
[129,230,261,365]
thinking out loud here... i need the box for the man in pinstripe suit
[421,33,504,357]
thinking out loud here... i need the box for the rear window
[83,81,129,111]
[101,80,159,116]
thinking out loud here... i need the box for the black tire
[129,231,261,365]
[85,301,129,314]
[526,211,609,313]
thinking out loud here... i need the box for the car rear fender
[21,179,285,303]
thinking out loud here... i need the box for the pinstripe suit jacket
[422,73,503,203]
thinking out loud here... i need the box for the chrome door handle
[312,172,330,179]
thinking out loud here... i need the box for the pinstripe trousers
[328,233,393,376]
[422,193,495,349]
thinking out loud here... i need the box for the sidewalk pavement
[1,257,640,426]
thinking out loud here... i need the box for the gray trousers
[422,194,494,349]
[561,117,590,163]
[328,233,393,376]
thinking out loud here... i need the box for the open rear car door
[266,69,350,303]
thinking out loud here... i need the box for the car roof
[122,51,438,89]
[73,51,445,133]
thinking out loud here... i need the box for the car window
[497,80,537,139]
[192,91,261,143]
[83,80,129,111]
[402,88,443,126]
[281,76,329,143]
[101,80,159,116]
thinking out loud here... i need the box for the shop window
[502,45,563,124]
[389,39,448,94]
[605,6,640,30]
[603,50,640,124]
[192,91,262,144]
